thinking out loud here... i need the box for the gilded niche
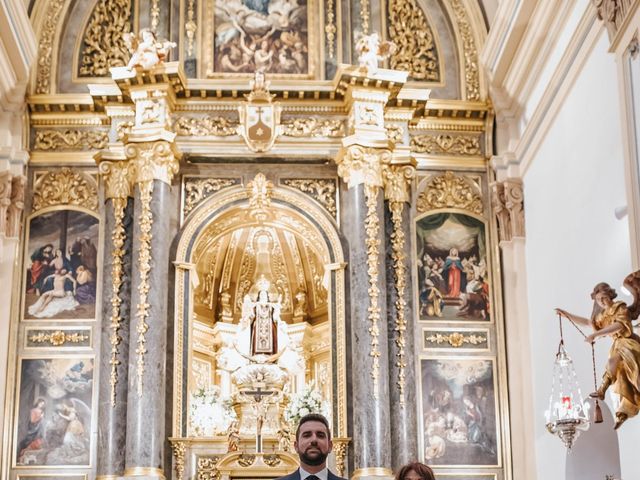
[416,171,483,215]
[78,0,133,76]
[387,0,440,81]
[32,169,99,212]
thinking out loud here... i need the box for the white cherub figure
[354,32,396,75]
[124,28,177,70]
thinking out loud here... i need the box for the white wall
[524,29,637,479]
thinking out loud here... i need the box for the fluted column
[338,142,393,480]
[123,139,180,478]
[96,158,135,479]
[382,152,418,470]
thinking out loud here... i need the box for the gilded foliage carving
[184,178,240,216]
[425,331,487,347]
[35,0,65,94]
[333,438,349,477]
[450,0,480,100]
[411,134,481,156]
[174,116,239,136]
[78,0,133,76]
[281,179,337,219]
[281,118,345,138]
[416,171,483,214]
[325,0,336,58]
[386,124,404,144]
[34,130,109,151]
[28,330,90,346]
[389,200,407,405]
[171,441,187,480]
[32,168,98,212]
[337,145,391,188]
[247,173,274,221]
[197,456,221,480]
[388,0,439,81]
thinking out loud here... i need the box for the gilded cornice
[99,160,133,199]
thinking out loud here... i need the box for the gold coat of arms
[238,70,281,152]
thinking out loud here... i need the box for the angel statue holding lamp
[556,270,640,429]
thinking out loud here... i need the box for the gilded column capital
[125,139,181,185]
[336,142,392,189]
[99,160,134,199]
[382,149,416,203]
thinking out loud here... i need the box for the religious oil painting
[213,0,310,75]
[416,213,490,322]
[23,210,99,320]
[14,358,94,467]
[420,358,499,467]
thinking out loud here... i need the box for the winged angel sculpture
[556,270,640,429]
[354,32,396,75]
[123,29,177,70]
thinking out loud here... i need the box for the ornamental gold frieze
[449,0,481,101]
[25,328,91,348]
[388,0,440,81]
[34,129,109,151]
[281,118,345,138]
[411,133,481,156]
[416,171,483,214]
[78,0,133,77]
[32,168,99,212]
[173,115,239,136]
[183,177,241,217]
[423,329,489,350]
[280,178,338,219]
[34,0,65,94]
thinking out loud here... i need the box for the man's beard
[299,447,328,466]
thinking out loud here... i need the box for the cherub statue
[227,420,241,452]
[354,32,397,75]
[123,28,177,70]
[556,270,640,429]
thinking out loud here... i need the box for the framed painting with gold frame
[418,356,500,468]
[13,356,95,468]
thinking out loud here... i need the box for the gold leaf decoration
[78,0,133,76]
[281,118,345,138]
[171,441,187,480]
[197,456,221,480]
[365,184,381,399]
[386,124,404,144]
[425,331,487,347]
[281,179,337,219]
[450,0,480,100]
[411,134,481,156]
[32,168,99,212]
[34,130,109,151]
[263,454,282,467]
[237,454,256,467]
[388,0,440,81]
[28,330,90,346]
[325,0,337,58]
[174,116,239,136]
[35,0,65,94]
[184,178,240,216]
[416,171,482,214]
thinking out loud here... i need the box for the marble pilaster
[97,196,134,478]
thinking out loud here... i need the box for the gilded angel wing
[623,269,640,321]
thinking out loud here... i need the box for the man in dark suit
[278,413,347,480]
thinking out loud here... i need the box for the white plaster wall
[523,29,640,479]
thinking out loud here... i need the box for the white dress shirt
[299,466,329,480]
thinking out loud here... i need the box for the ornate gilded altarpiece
[0,0,510,479]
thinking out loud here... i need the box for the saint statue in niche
[242,288,282,355]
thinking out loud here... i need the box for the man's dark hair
[295,413,331,441]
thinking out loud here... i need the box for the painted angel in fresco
[355,32,396,75]
[124,29,176,70]
[556,270,640,429]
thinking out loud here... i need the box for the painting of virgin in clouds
[421,358,499,466]
[214,0,309,75]
[24,210,99,320]
[416,213,490,321]
[15,358,94,467]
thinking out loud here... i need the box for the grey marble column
[384,200,418,470]
[124,179,172,477]
[341,182,392,474]
[97,198,134,479]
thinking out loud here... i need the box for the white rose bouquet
[188,385,237,437]
[284,383,328,427]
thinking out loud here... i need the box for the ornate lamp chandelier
[545,315,591,449]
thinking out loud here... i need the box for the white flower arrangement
[284,383,329,427]
[188,385,237,437]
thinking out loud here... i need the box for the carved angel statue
[227,419,241,452]
[123,28,177,70]
[354,32,397,75]
[556,270,640,429]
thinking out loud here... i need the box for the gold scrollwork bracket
[169,438,189,480]
[332,437,351,478]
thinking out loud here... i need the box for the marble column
[338,145,393,479]
[382,162,418,470]
[123,141,180,478]
[96,159,135,479]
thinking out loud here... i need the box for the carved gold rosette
[32,168,98,212]
[34,130,109,150]
[364,183,382,399]
[135,179,153,396]
[28,330,90,346]
[388,0,440,81]
[416,171,482,214]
